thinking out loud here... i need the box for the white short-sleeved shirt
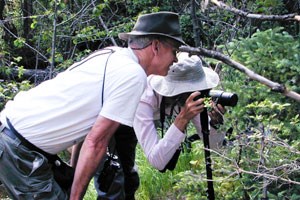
[0,47,147,154]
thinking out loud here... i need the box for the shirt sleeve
[100,65,147,127]
[133,90,185,170]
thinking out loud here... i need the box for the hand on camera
[175,91,205,132]
[208,102,226,129]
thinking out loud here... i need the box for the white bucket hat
[149,53,220,97]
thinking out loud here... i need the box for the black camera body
[177,90,238,107]
[97,153,121,192]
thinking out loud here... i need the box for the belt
[3,127,18,140]
[1,119,58,163]
[0,122,16,140]
[1,123,38,153]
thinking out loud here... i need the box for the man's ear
[151,40,159,56]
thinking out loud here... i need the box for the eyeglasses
[131,39,179,56]
[161,40,179,56]
[171,48,180,57]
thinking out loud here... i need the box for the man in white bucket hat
[133,53,226,171]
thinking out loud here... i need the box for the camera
[179,89,238,107]
[209,90,238,107]
[97,153,121,192]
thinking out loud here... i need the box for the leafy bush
[145,28,300,200]
[212,28,300,198]
[0,80,32,110]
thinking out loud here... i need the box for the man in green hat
[0,11,186,200]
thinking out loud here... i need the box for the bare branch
[180,46,300,102]
[210,0,300,22]
[0,67,50,83]
[205,148,300,186]
[0,21,49,62]
[49,0,58,79]
[91,1,118,46]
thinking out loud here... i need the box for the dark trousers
[94,125,140,200]
[0,127,68,200]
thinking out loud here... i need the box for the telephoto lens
[209,90,238,107]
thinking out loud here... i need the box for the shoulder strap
[101,49,117,157]
[101,49,115,104]
[159,96,166,137]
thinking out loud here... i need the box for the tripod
[200,108,215,200]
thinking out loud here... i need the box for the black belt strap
[6,118,58,163]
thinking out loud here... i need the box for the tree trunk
[0,0,5,20]
[191,0,201,46]
[22,0,33,40]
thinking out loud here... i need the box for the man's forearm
[69,116,120,200]
[69,138,107,199]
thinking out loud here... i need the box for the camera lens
[209,90,238,107]
[219,92,238,106]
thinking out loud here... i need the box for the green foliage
[225,27,300,91]
[1,1,300,199]
[135,142,200,200]
[180,14,195,46]
[30,16,38,29]
[92,2,108,17]
[252,0,285,14]
[13,37,26,48]
[220,28,300,134]
[170,126,300,199]
[73,26,106,45]
[211,28,300,198]
[126,0,164,14]
[55,48,92,71]
[84,179,98,200]
[0,80,32,110]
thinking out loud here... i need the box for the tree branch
[207,147,300,186]
[180,46,300,102]
[210,0,300,22]
[0,67,50,83]
[91,1,118,46]
[49,0,58,79]
[0,21,49,62]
